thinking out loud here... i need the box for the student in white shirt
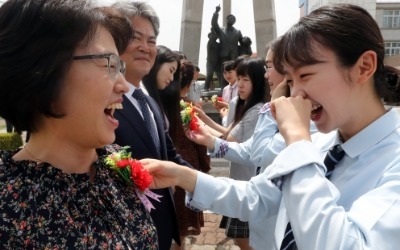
[221,61,238,103]
[218,56,249,127]
[141,4,400,249]
[187,66,202,103]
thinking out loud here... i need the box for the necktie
[280,144,345,250]
[229,86,233,100]
[132,89,160,154]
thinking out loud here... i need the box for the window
[383,10,400,28]
[385,42,400,56]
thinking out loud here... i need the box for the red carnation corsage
[105,146,161,211]
[180,100,200,131]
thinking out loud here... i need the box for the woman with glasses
[0,0,157,249]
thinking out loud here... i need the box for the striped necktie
[280,144,345,250]
[132,89,160,155]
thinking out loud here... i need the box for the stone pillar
[253,0,277,58]
[179,0,204,66]
[222,0,232,26]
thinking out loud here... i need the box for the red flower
[105,147,153,192]
[189,116,200,131]
[217,97,224,102]
[180,99,200,131]
[129,160,153,191]
[116,159,130,168]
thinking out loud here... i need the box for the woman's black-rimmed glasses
[72,53,126,80]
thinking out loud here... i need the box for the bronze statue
[211,5,244,88]
[212,5,243,62]
[204,29,221,91]
[239,36,253,56]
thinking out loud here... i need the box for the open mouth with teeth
[104,103,123,118]
[310,104,322,120]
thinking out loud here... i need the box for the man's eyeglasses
[72,53,126,80]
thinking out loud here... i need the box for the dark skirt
[219,216,250,238]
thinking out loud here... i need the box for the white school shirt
[187,80,202,102]
[189,108,400,250]
[222,82,238,103]
[209,102,318,249]
[210,102,318,173]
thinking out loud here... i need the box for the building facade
[377,0,400,64]
[299,0,400,68]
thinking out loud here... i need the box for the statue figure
[239,36,253,56]
[204,29,221,91]
[211,5,243,88]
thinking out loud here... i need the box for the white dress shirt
[189,108,400,250]
[222,82,238,103]
[209,102,318,249]
[187,80,202,102]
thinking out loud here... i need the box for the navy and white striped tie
[280,144,345,250]
[132,89,160,154]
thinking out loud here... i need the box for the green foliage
[0,133,23,150]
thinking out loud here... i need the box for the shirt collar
[230,82,238,89]
[125,81,148,98]
[342,108,399,158]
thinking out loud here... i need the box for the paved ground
[171,212,240,250]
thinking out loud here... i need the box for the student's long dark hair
[160,60,194,139]
[142,45,181,113]
[384,65,400,104]
[231,57,268,129]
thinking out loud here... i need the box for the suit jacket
[114,94,190,249]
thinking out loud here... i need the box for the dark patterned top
[0,144,158,249]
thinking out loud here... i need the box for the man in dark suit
[211,5,243,88]
[112,2,190,249]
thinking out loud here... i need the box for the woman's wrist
[178,167,198,193]
[206,135,216,150]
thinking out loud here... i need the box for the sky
[97,0,300,73]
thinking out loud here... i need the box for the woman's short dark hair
[142,45,181,112]
[223,60,235,71]
[0,0,133,132]
[273,4,390,99]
